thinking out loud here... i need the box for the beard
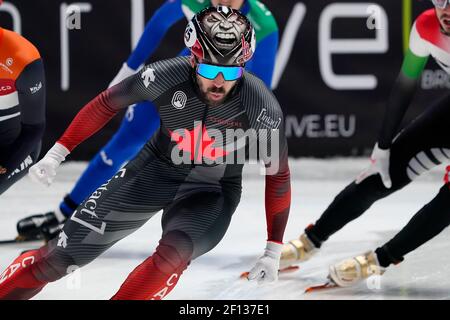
[198,82,227,106]
[205,86,227,106]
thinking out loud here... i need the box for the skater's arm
[126,0,184,70]
[377,52,427,149]
[58,57,191,152]
[58,68,154,152]
[28,58,190,186]
[247,120,290,284]
[265,146,290,243]
[0,59,46,177]
[27,70,151,186]
[242,75,291,244]
[109,1,184,87]
[377,22,429,149]
[263,112,291,244]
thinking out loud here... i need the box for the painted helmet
[184,5,256,66]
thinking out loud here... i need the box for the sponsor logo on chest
[257,108,281,129]
[30,82,43,94]
[207,115,243,128]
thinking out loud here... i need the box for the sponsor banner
[0,0,443,158]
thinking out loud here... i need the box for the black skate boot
[17,211,65,242]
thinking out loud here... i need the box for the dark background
[0,0,444,159]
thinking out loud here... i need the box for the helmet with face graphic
[184,5,256,66]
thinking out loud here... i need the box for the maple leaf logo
[169,122,229,163]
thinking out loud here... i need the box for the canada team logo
[169,122,229,163]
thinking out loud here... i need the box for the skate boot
[17,210,65,242]
[329,251,385,287]
[280,232,318,269]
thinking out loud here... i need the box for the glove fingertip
[381,176,392,189]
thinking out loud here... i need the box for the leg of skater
[282,93,450,268]
[111,187,241,300]
[0,145,184,300]
[326,96,450,287]
[329,182,450,287]
[376,182,450,267]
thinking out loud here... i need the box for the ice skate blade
[305,280,338,293]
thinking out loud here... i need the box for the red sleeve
[57,68,151,152]
[57,90,119,151]
[265,148,291,243]
[445,166,449,186]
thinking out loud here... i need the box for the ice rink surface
[0,158,449,300]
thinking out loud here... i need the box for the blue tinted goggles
[197,63,244,81]
[432,0,450,9]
